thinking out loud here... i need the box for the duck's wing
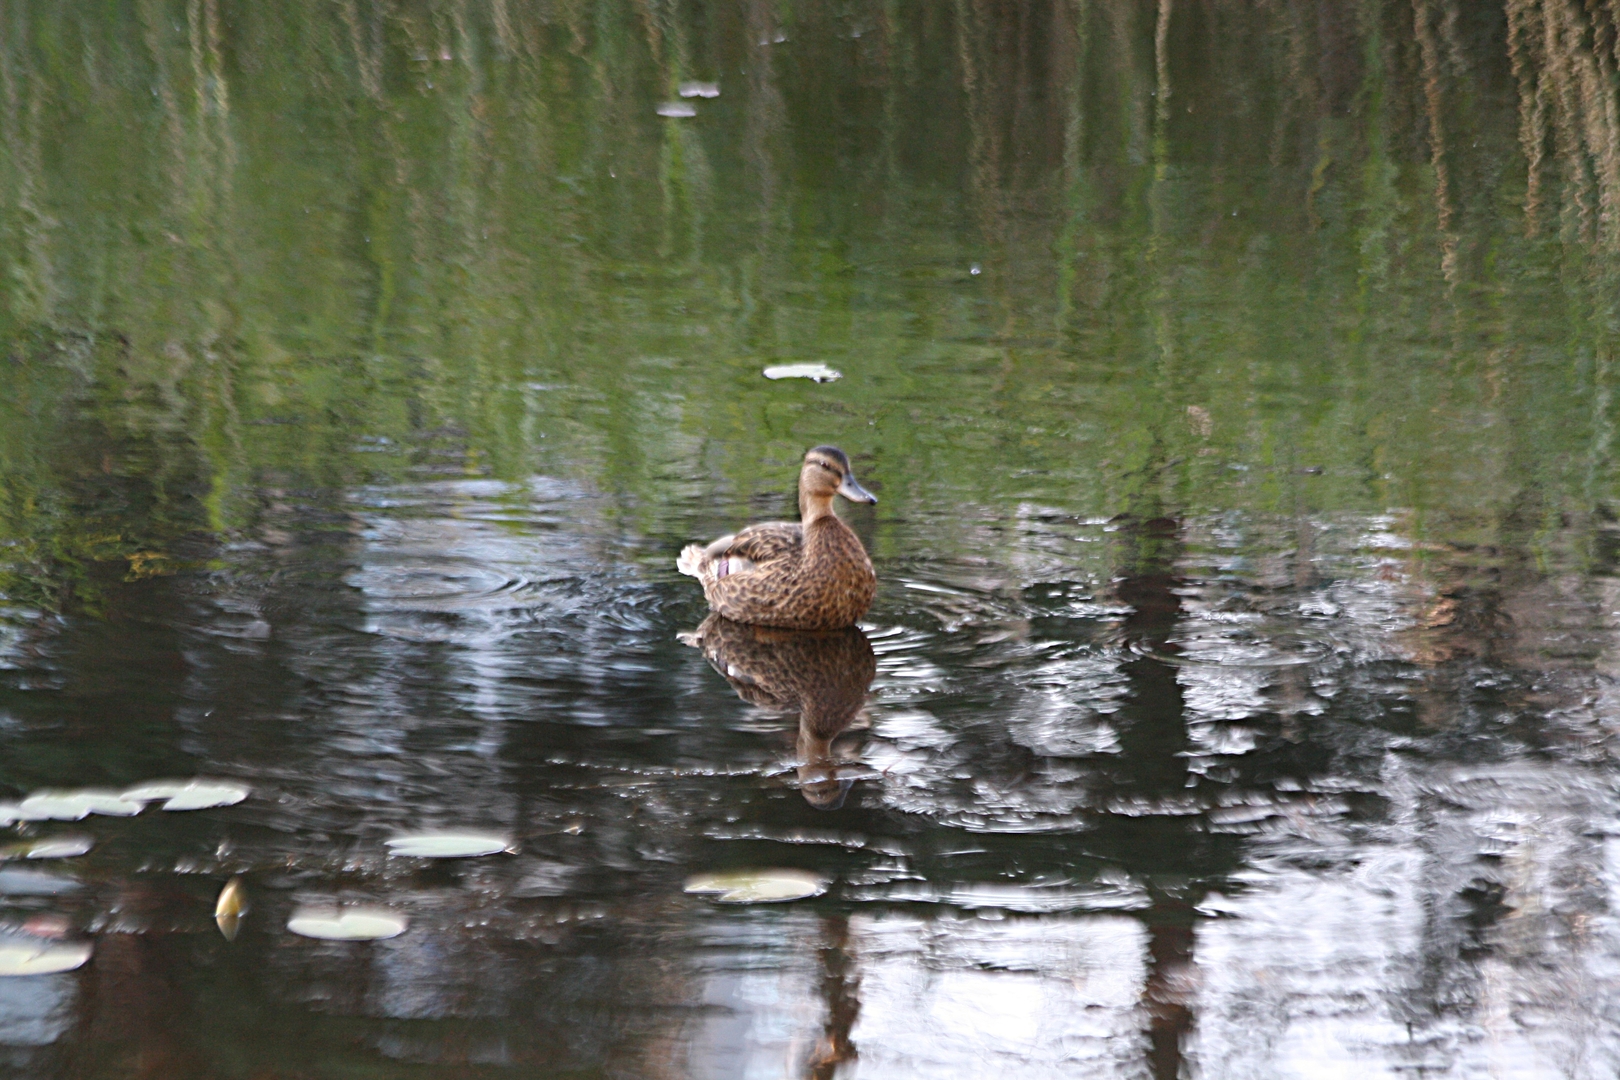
[677,522,801,579]
[720,521,802,564]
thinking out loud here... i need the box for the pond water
[5,2,1620,1077]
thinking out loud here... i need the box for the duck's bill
[838,475,877,504]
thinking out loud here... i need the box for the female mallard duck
[676,446,877,630]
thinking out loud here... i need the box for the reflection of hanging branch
[1507,0,1549,235]
[743,0,786,243]
[955,0,1003,239]
[0,2,57,327]
[1153,0,1172,138]
[1508,0,1620,249]
[1411,0,1458,282]
[1542,1,1598,245]
[1062,0,1090,185]
[1551,0,1620,249]
[340,0,386,100]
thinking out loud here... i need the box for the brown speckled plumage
[677,446,877,630]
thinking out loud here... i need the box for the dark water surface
[6,1,1620,1076]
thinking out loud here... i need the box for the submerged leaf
[287,906,408,941]
[384,832,514,859]
[683,869,828,904]
[0,936,92,976]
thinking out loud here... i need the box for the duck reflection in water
[682,614,876,810]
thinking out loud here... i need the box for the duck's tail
[676,544,706,578]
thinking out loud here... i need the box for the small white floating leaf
[678,81,720,98]
[123,780,250,812]
[0,836,93,861]
[287,905,409,941]
[655,101,696,118]
[17,789,144,821]
[762,363,842,383]
[0,805,19,826]
[384,832,513,859]
[0,937,92,977]
[683,869,828,904]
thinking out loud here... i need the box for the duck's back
[706,516,874,630]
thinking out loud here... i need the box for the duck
[676,446,877,630]
[680,613,876,809]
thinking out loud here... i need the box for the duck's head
[800,445,876,508]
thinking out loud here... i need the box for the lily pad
[683,869,829,904]
[384,832,514,859]
[655,101,696,118]
[678,81,720,98]
[287,906,408,941]
[0,836,93,861]
[16,789,143,821]
[762,363,841,383]
[122,779,250,811]
[0,937,92,977]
